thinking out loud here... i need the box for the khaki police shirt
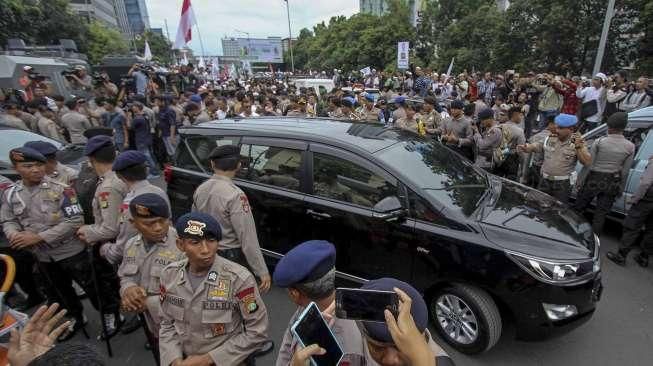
[632,155,653,205]
[275,306,364,366]
[358,107,381,122]
[440,115,474,147]
[1,177,85,262]
[578,134,635,190]
[49,162,78,186]
[100,180,169,264]
[395,115,420,134]
[19,112,39,132]
[158,256,269,366]
[78,170,127,244]
[61,111,92,144]
[1,114,29,131]
[473,126,503,168]
[531,136,581,178]
[37,117,64,141]
[192,175,268,278]
[118,226,184,333]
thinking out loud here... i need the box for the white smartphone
[290,302,344,366]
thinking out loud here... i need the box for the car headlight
[506,250,597,285]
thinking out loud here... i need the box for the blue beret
[189,94,202,104]
[360,278,428,343]
[113,150,147,171]
[273,240,336,287]
[554,113,578,128]
[341,96,356,108]
[395,96,406,104]
[175,212,222,241]
[24,141,58,156]
[478,108,494,121]
[129,193,170,219]
[9,147,46,164]
[84,135,114,156]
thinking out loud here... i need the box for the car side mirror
[372,196,407,222]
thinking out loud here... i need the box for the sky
[145,0,359,56]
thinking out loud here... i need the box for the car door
[304,143,416,282]
[624,128,653,212]
[235,137,310,257]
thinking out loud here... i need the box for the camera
[92,72,107,85]
[61,69,78,78]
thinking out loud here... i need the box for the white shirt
[576,86,605,122]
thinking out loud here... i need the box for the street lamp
[284,0,295,73]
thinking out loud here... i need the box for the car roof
[186,117,407,154]
[628,106,653,127]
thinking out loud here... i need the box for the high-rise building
[124,0,151,34]
[281,37,296,54]
[113,0,132,36]
[69,0,119,27]
[359,0,423,26]
[222,38,241,58]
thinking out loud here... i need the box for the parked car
[166,118,602,354]
[571,106,653,216]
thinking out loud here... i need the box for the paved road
[59,220,653,366]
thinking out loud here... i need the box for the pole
[165,19,176,65]
[285,0,295,73]
[192,8,206,57]
[88,247,113,357]
[593,0,616,75]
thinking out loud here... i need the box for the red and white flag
[173,0,196,50]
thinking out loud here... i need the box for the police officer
[159,212,269,366]
[118,193,184,356]
[290,278,454,366]
[606,154,653,267]
[494,107,526,181]
[192,145,271,293]
[447,108,502,172]
[575,112,635,234]
[274,240,364,366]
[0,147,117,341]
[518,114,592,203]
[357,94,381,122]
[521,116,556,187]
[61,99,92,144]
[395,102,422,134]
[438,100,474,160]
[100,151,170,265]
[24,141,78,186]
[421,96,443,134]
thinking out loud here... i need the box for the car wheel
[430,284,502,354]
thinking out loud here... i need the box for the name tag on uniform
[202,301,232,310]
[165,294,185,307]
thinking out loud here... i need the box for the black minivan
[165,118,602,354]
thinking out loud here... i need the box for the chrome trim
[505,250,595,286]
[260,248,368,283]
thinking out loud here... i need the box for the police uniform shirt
[49,162,78,186]
[424,109,442,133]
[531,136,580,178]
[631,155,653,205]
[578,134,635,189]
[528,129,551,167]
[441,115,474,146]
[359,107,381,122]
[472,126,503,168]
[37,117,64,141]
[61,111,92,144]
[276,307,364,366]
[101,180,169,264]
[118,226,183,333]
[501,121,526,149]
[19,112,39,132]
[77,170,127,244]
[1,177,85,262]
[1,114,29,131]
[395,115,420,134]
[158,255,269,366]
[194,110,211,124]
[192,175,269,278]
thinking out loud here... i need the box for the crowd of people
[0,61,651,365]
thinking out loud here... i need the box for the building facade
[113,0,132,36]
[124,0,151,34]
[69,0,119,27]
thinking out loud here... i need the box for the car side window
[175,138,201,172]
[238,144,303,191]
[312,153,397,208]
[182,136,240,172]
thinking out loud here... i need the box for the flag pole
[192,7,206,57]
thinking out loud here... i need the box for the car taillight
[163,164,173,183]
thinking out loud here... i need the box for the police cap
[129,193,170,219]
[606,111,628,130]
[84,135,114,156]
[273,240,336,288]
[208,145,240,160]
[175,212,222,241]
[24,141,58,157]
[360,278,429,343]
[112,150,147,172]
[554,113,578,128]
[450,100,465,110]
[478,108,494,121]
[9,147,47,164]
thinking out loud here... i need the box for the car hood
[479,179,595,260]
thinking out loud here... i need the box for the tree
[135,30,173,64]
[86,21,129,64]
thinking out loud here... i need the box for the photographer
[127,63,149,97]
[128,102,160,177]
[605,70,628,117]
[101,99,128,151]
[534,74,562,131]
[93,71,118,99]
[66,65,93,91]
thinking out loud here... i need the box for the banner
[360,66,371,76]
[237,38,283,63]
[445,57,454,77]
[397,41,409,69]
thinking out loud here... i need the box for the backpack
[492,125,512,168]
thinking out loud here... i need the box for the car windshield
[377,139,488,216]
[0,129,63,163]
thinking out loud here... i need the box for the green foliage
[86,21,129,65]
[135,30,173,64]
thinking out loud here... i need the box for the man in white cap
[576,73,606,132]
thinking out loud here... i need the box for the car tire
[430,284,502,354]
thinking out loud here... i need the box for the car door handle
[307,209,331,219]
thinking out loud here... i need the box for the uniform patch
[184,220,206,236]
[202,300,232,310]
[61,189,83,218]
[207,285,228,301]
[98,191,111,209]
[239,194,250,213]
[164,294,185,307]
[210,323,226,337]
[236,287,258,314]
[10,150,25,162]
[159,284,166,303]
[134,204,150,216]
[208,271,218,282]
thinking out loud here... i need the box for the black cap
[112,151,147,171]
[208,145,240,160]
[129,193,170,219]
[606,111,628,130]
[450,100,465,110]
[478,108,494,121]
[85,136,114,156]
[9,147,47,164]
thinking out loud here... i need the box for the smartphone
[291,302,344,366]
[335,288,399,323]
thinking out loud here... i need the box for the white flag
[198,56,206,69]
[360,66,372,76]
[173,0,197,49]
[211,58,220,80]
[181,52,189,65]
[446,57,455,78]
[143,40,152,61]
